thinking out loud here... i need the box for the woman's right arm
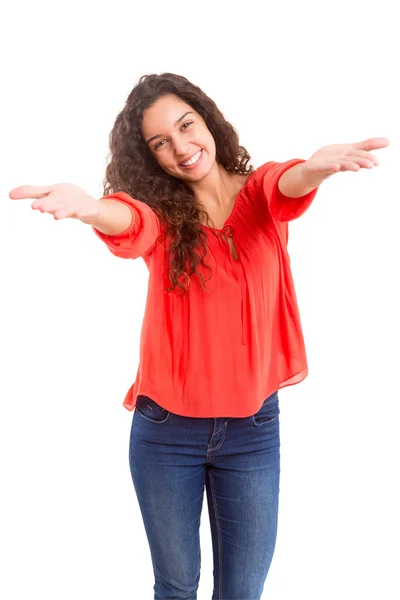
[90,192,161,259]
[87,198,133,235]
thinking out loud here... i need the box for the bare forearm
[84,199,133,235]
[278,163,318,198]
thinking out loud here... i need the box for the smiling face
[141,94,217,182]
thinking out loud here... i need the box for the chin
[184,161,215,182]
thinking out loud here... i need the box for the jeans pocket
[135,395,171,424]
[252,391,280,427]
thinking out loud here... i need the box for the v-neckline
[201,170,255,232]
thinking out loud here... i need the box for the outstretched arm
[278,137,390,198]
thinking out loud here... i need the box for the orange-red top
[93,159,318,417]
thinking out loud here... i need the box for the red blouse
[93,159,318,417]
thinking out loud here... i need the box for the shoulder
[247,159,306,194]
[240,162,276,198]
[249,161,277,182]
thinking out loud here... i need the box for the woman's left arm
[278,137,390,198]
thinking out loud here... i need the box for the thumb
[9,185,53,200]
[353,137,390,152]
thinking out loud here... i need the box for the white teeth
[181,150,201,166]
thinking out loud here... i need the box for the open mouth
[179,149,203,168]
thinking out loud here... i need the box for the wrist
[78,197,102,225]
[278,162,319,198]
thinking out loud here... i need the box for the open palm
[303,137,389,184]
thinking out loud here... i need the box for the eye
[181,121,193,131]
[154,140,166,150]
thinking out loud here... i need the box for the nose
[172,135,190,158]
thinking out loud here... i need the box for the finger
[32,202,55,213]
[339,161,360,172]
[322,162,341,172]
[344,155,375,169]
[351,150,379,165]
[9,185,53,200]
[53,209,79,220]
[353,137,390,152]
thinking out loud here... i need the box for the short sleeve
[92,192,160,259]
[255,159,318,222]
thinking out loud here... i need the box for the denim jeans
[128,390,280,600]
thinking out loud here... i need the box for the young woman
[9,73,389,600]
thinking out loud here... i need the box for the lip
[179,149,203,169]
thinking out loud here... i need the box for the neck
[187,162,236,211]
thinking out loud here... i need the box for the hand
[301,137,390,186]
[8,183,100,224]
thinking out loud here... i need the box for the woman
[9,73,389,599]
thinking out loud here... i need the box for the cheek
[151,149,169,165]
[154,152,176,172]
[204,133,216,156]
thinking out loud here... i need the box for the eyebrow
[145,111,193,145]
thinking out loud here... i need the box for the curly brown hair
[103,73,253,294]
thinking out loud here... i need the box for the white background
[1,1,399,598]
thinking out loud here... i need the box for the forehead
[142,94,195,135]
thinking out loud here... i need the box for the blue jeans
[129,390,281,600]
